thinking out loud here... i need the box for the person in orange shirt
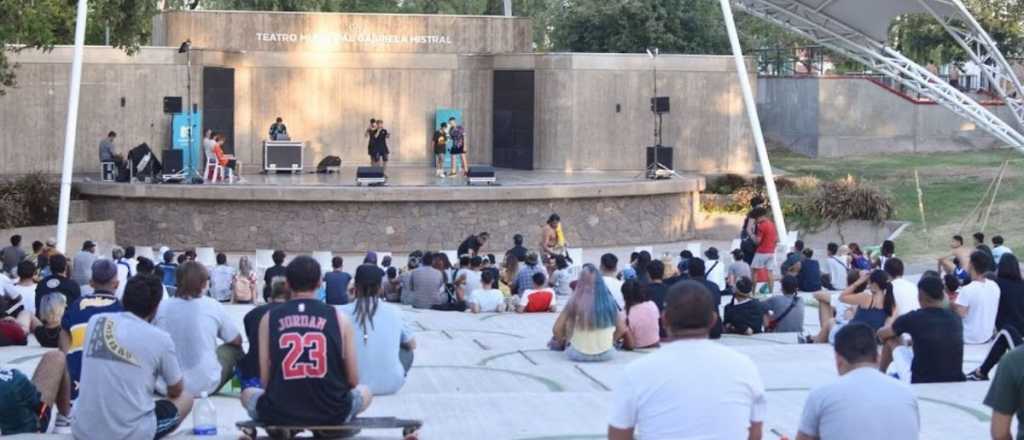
[211,133,237,181]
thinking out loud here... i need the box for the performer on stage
[433,122,448,178]
[371,119,391,173]
[268,117,288,140]
[365,118,377,163]
[448,117,468,177]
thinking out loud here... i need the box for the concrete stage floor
[1,272,1000,439]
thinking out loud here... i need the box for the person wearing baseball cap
[878,274,965,383]
[339,263,416,395]
[61,259,124,400]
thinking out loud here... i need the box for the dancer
[372,119,391,173]
[448,117,468,177]
[365,119,377,166]
[432,122,448,178]
[540,214,566,260]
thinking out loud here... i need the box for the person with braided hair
[338,265,416,395]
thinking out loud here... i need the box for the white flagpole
[56,0,89,253]
[718,0,790,243]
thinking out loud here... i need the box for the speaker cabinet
[650,96,670,114]
[355,166,386,186]
[646,146,674,169]
[163,96,183,114]
[162,149,184,174]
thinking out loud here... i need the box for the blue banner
[172,111,203,177]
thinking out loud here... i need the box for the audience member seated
[34,254,80,315]
[455,256,484,300]
[797,248,822,294]
[550,255,573,298]
[984,344,1024,440]
[382,267,401,302]
[622,280,660,348]
[795,323,920,440]
[608,281,765,439]
[840,270,897,333]
[518,272,557,313]
[512,253,548,296]
[600,253,626,309]
[878,276,965,383]
[643,260,669,312]
[762,275,805,333]
[409,252,444,309]
[158,250,178,295]
[949,251,1001,345]
[155,262,243,396]
[967,253,1024,381]
[209,253,236,302]
[1,234,26,276]
[111,247,131,299]
[3,260,40,335]
[34,293,66,348]
[992,235,1013,264]
[232,256,258,304]
[822,242,848,291]
[885,258,920,316]
[703,247,726,291]
[724,277,764,335]
[687,258,723,338]
[72,275,193,439]
[240,256,373,430]
[550,264,633,361]
[725,249,752,295]
[0,350,73,434]
[467,270,505,313]
[239,277,290,390]
[805,270,863,344]
[340,265,417,395]
[262,250,287,302]
[323,256,352,306]
[60,259,123,400]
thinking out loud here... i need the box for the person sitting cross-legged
[154,262,243,396]
[467,270,505,313]
[877,275,965,384]
[238,277,290,391]
[72,275,193,439]
[795,323,919,440]
[550,264,634,361]
[622,280,660,349]
[723,276,765,335]
[59,259,123,401]
[0,350,73,434]
[340,265,417,395]
[240,256,373,433]
[517,272,557,313]
[608,281,765,439]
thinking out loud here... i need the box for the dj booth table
[263,140,305,173]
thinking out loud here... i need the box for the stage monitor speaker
[650,96,670,114]
[467,166,497,185]
[646,145,674,169]
[163,96,183,114]
[355,166,386,186]
[162,149,183,174]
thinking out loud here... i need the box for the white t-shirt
[956,278,1001,344]
[824,256,848,290]
[114,263,130,300]
[609,339,766,439]
[603,275,626,310]
[467,289,504,313]
[891,278,919,316]
[153,296,240,395]
[3,283,37,314]
[209,264,237,302]
[705,260,726,291]
[461,269,483,297]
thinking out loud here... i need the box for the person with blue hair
[550,264,634,362]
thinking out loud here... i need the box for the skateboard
[236,417,422,439]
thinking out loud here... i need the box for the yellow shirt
[570,326,615,355]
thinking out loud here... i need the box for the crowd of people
[2,207,1024,439]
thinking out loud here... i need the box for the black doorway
[202,67,235,154]
[492,70,534,170]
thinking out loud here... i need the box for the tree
[890,0,1024,65]
[0,0,158,96]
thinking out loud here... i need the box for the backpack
[316,156,342,173]
[231,274,256,303]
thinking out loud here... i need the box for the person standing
[432,122,448,178]
[608,281,766,439]
[371,119,391,173]
[72,275,193,440]
[1,234,25,276]
[448,116,468,177]
[365,119,377,165]
[268,117,288,140]
[795,323,919,440]
[458,232,489,257]
[71,241,98,287]
[750,208,778,293]
[540,214,566,259]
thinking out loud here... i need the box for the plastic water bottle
[193,391,217,435]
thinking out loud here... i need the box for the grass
[769,148,1024,263]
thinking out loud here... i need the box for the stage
[74,166,705,253]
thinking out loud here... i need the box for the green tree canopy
[890,0,1024,65]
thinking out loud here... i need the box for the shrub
[706,173,750,195]
[0,173,60,229]
[804,176,893,223]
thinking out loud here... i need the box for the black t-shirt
[34,275,81,315]
[508,246,528,263]
[458,236,483,257]
[696,278,724,339]
[892,307,966,383]
[797,259,822,292]
[724,297,765,334]
[240,303,279,379]
[262,265,287,299]
[433,131,447,150]
[645,282,669,311]
[996,278,1024,331]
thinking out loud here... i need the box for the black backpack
[316,156,342,173]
